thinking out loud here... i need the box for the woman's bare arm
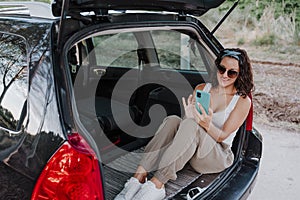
[194,96,251,142]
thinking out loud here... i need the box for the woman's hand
[182,95,195,119]
[193,102,213,131]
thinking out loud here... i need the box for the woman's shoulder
[236,94,251,110]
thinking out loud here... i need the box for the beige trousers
[139,115,234,184]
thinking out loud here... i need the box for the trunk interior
[102,146,221,200]
[66,26,243,199]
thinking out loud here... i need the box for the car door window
[151,30,210,72]
[89,29,212,72]
[93,32,139,68]
[0,33,28,131]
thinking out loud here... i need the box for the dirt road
[251,62,299,131]
[242,53,300,199]
[248,123,300,200]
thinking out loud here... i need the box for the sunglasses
[217,64,239,78]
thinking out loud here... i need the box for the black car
[0,0,262,199]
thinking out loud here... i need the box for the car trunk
[100,123,246,200]
[63,21,225,199]
[103,148,211,199]
[54,0,251,199]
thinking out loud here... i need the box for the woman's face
[217,56,239,88]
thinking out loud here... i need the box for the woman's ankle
[134,166,147,183]
[134,173,147,183]
[150,177,164,189]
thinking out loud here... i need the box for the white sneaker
[132,180,166,200]
[114,177,143,200]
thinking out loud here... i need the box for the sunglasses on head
[217,64,239,78]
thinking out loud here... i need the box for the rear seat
[76,97,138,133]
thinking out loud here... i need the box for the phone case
[195,90,210,115]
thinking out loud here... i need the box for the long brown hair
[211,48,254,98]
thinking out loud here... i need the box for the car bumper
[206,128,262,200]
[208,159,260,200]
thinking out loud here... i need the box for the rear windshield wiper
[211,0,240,34]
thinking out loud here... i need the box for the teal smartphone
[195,90,210,115]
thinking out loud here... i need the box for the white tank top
[203,83,240,147]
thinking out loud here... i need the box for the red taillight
[31,133,104,200]
[246,93,253,131]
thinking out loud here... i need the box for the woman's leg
[189,137,234,174]
[131,118,200,200]
[138,115,182,175]
[153,118,200,184]
[131,119,233,200]
[114,116,182,200]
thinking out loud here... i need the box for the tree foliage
[223,0,299,24]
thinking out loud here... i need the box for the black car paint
[0,5,262,200]
[0,17,65,180]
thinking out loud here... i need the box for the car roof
[0,2,55,19]
[52,0,226,17]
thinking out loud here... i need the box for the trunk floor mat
[103,147,202,200]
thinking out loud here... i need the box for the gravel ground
[248,123,300,200]
[241,45,300,199]
[223,42,300,132]
[252,62,300,132]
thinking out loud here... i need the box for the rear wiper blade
[211,0,239,34]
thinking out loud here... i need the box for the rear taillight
[31,133,104,200]
[246,93,253,131]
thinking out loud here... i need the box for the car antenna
[211,0,240,35]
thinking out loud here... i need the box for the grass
[253,33,276,46]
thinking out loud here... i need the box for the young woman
[115,48,254,200]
